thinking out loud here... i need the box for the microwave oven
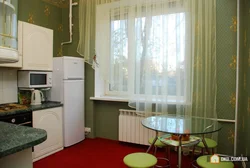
[18,71,52,88]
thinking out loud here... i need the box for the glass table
[141,114,222,168]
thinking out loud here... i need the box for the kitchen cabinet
[0,55,23,68]
[0,21,53,69]
[0,0,19,63]
[19,21,53,71]
[32,107,63,161]
[0,20,22,68]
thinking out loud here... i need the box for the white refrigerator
[51,56,85,147]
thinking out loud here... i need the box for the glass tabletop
[141,114,222,135]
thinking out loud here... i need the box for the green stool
[123,152,157,168]
[149,137,166,155]
[149,137,166,148]
[148,137,170,167]
[197,138,217,154]
[196,155,234,168]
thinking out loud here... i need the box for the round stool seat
[197,138,217,148]
[149,137,166,147]
[123,152,157,168]
[197,155,234,168]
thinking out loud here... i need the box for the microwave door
[30,74,47,88]
[29,72,52,88]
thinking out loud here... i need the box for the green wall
[237,0,245,159]
[18,0,63,58]
[216,0,237,155]
[237,0,250,165]
[17,0,247,156]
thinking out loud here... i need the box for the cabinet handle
[11,118,16,123]
[18,121,32,126]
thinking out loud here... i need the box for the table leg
[178,135,182,168]
[146,131,158,153]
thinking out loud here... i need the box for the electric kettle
[31,90,44,105]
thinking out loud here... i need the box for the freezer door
[63,80,85,147]
[63,57,84,80]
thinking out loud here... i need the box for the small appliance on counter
[30,90,44,105]
[18,88,49,105]
[17,70,52,105]
[18,71,52,88]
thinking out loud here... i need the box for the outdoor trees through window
[109,12,186,97]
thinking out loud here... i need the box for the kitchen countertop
[0,121,47,158]
[29,101,63,111]
[0,101,63,117]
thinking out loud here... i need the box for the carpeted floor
[33,138,196,168]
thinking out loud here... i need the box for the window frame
[95,1,190,104]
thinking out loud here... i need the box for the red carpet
[33,138,195,168]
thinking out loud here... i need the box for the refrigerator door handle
[64,78,84,80]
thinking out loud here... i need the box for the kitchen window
[95,1,190,104]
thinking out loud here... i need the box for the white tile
[0,70,3,103]
[0,70,3,90]
[0,90,3,103]
[3,69,17,89]
[0,69,17,104]
[3,88,17,103]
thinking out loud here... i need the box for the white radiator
[118,109,161,145]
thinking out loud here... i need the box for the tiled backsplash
[0,69,18,104]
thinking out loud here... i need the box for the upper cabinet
[0,20,22,68]
[0,21,54,70]
[0,0,19,63]
[20,21,53,71]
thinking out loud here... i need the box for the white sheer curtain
[125,1,190,115]
[77,0,118,67]
[95,0,217,119]
[187,0,217,140]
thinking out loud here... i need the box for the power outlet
[85,127,91,133]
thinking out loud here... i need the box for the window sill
[90,96,188,105]
[90,96,129,102]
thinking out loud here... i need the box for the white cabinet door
[0,56,22,68]
[33,107,63,160]
[0,21,23,68]
[22,21,53,71]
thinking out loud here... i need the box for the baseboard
[32,147,64,162]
